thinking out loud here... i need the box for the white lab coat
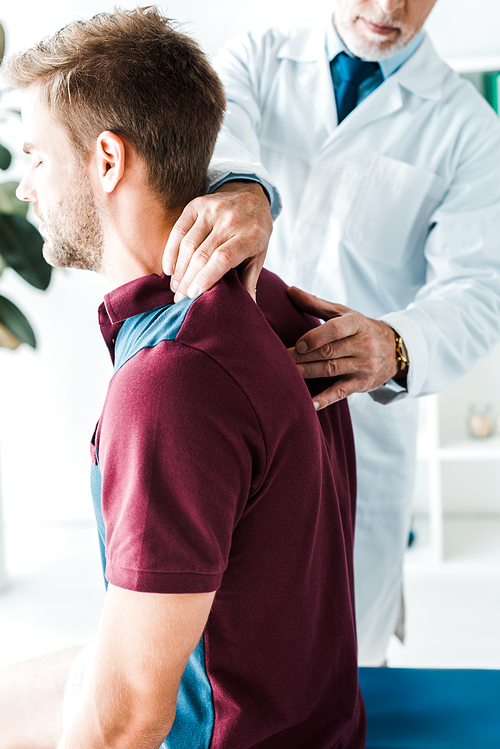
[209,24,500,664]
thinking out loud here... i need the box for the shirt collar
[98,272,174,361]
[101,272,174,324]
[327,15,424,79]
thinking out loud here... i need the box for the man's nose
[376,0,405,14]
[16,173,34,202]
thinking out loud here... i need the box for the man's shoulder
[109,269,316,402]
[113,296,197,374]
[173,269,324,416]
[180,268,320,354]
[399,35,500,130]
[437,66,500,145]
[255,269,321,347]
[101,269,329,464]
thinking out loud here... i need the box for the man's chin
[42,240,60,269]
[341,25,408,61]
[42,240,68,269]
[42,239,96,271]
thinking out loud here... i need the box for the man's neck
[99,206,180,289]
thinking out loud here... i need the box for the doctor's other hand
[287,287,401,410]
[163,180,272,302]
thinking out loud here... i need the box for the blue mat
[359,667,500,749]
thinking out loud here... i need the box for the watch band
[394,332,409,374]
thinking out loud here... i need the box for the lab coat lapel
[314,53,339,137]
[394,34,448,100]
[277,23,404,145]
[277,25,338,139]
[277,26,448,153]
[319,33,446,149]
[332,76,404,137]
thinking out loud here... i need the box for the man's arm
[162,28,403,404]
[58,584,215,749]
[165,32,500,408]
[287,105,500,408]
[163,30,285,301]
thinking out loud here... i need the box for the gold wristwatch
[394,332,409,377]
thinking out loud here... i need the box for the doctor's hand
[287,287,401,410]
[163,181,272,302]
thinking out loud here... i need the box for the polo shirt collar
[99,273,174,359]
[102,272,174,323]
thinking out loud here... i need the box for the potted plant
[0,20,52,350]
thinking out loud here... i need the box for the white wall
[426,0,500,60]
[4,0,500,62]
[0,0,500,528]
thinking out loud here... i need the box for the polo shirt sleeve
[95,341,265,594]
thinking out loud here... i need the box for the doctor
[163,0,500,664]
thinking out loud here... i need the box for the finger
[288,336,356,365]
[237,252,267,302]
[295,315,360,355]
[312,376,361,410]
[172,242,219,301]
[287,286,350,321]
[170,219,216,294]
[163,206,201,276]
[178,232,269,302]
[293,356,359,380]
[174,241,238,301]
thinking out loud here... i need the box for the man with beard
[0,7,365,748]
[161,0,500,665]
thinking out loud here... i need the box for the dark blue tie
[332,52,381,124]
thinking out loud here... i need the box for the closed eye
[22,142,41,166]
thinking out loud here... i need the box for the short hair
[2,6,226,211]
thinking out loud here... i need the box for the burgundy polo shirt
[90,268,365,748]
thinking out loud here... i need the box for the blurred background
[0,0,499,669]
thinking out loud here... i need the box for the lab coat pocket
[343,154,447,267]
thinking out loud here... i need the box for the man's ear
[95,131,126,194]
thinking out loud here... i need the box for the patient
[0,8,365,748]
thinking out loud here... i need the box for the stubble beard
[38,178,105,273]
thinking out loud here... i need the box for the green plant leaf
[0,294,36,347]
[0,143,11,171]
[0,214,51,289]
[0,22,4,65]
[0,181,29,217]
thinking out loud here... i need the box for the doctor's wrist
[215,178,271,206]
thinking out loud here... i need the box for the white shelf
[416,393,500,563]
[439,436,500,460]
[406,514,500,569]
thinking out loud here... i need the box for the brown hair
[2,6,226,210]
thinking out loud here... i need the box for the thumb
[287,286,347,321]
[238,254,266,303]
